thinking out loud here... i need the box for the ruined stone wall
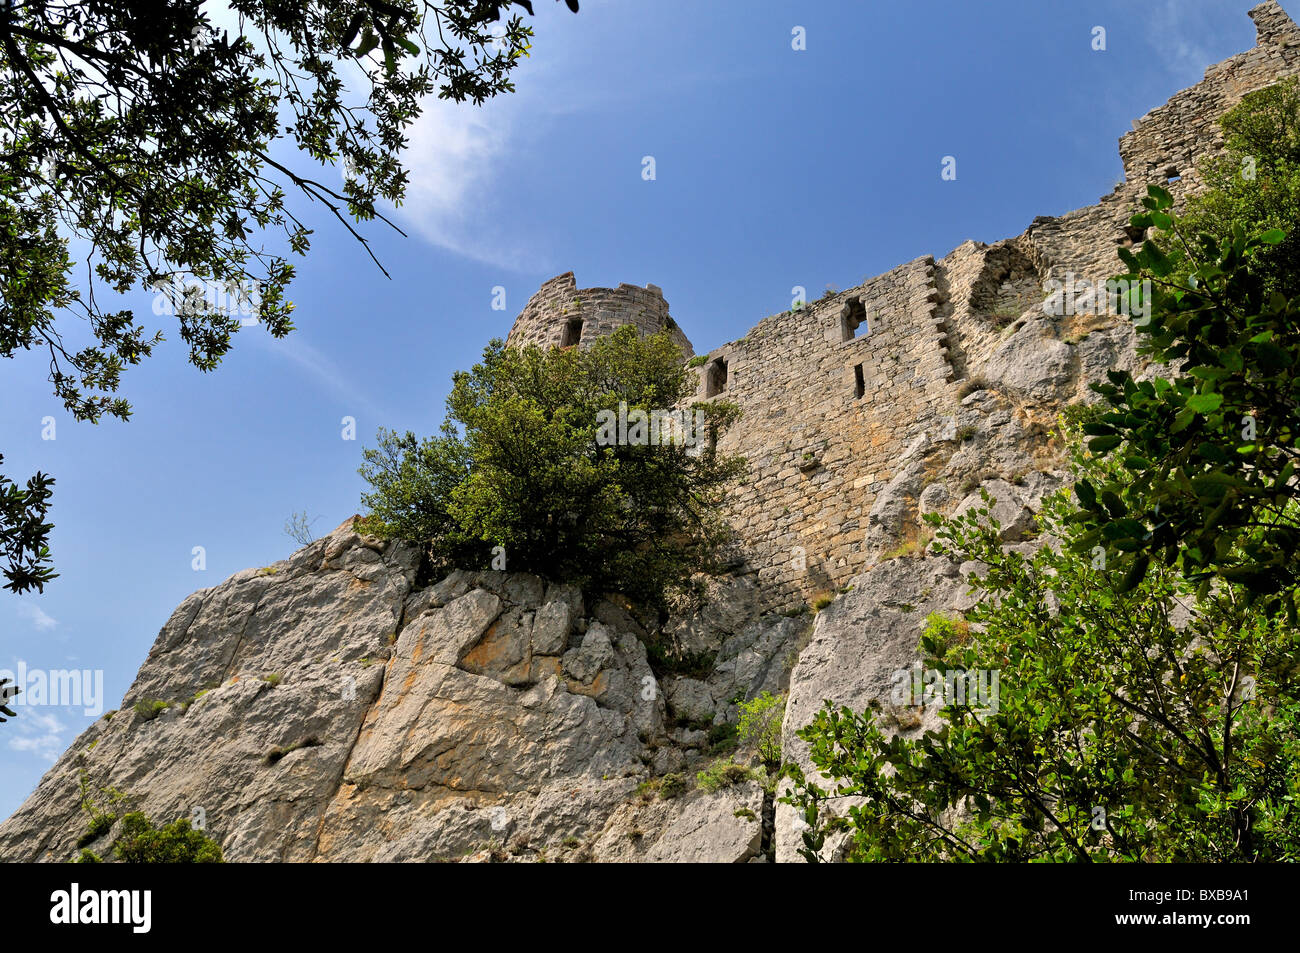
[1120,1,1300,188]
[506,2,1300,613]
[687,257,952,601]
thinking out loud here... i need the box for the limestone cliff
[0,523,796,861]
[3,2,1299,863]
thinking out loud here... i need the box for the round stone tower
[506,272,694,358]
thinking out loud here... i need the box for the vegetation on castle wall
[360,326,744,609]
[1183,78,1300,300]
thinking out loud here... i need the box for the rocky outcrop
[0,520,791,863]
[775,557,980,862]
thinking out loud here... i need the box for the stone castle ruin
[506,1,1300,612]
[5,2,1300,865]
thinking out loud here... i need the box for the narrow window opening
[853,363,865,399]
[560,318,583,348]
[705,357,728,397]
[840,298,868,342]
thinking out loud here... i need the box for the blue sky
[0,0,1286,819]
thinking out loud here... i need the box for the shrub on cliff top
[360,326,744,609]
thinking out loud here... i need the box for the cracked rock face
[775,556,981,863]
[0,520,771,863]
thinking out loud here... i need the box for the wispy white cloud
[1144,1,1236,80]
[393,0,674,272]
[8,710,66,762]
[15,602,56,632]
[400,95,549,271]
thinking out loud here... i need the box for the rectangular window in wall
[561,318,583,348]
[841,298,868,342]
[853,363,865,399]
[705,357,728,397]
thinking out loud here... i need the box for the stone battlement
[505,272,694,357]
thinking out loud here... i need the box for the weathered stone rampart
[505,271,693,357]
[507,2,1300,611]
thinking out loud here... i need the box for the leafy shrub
[133,698,168,721]
[737,692,785,770]
[922,611,971,650]
[359,327,745,610]
[112,812,223,863]
[1181,78,1300,301]
[787,468,1300,861]
[706,722,738,753]
[696,759,761,793]
[657,773,686,800]
[1077,188,1300,606]
[76,812,114,848]
[76,769,128,848]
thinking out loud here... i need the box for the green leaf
[1168,408,1193,436]
[1075,480,1097,509]
[355,29,379,57]
[1118,552,1150,593]
[1146,184,1174,209]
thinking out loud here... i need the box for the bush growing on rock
[111,812,224,863]
[1072,81,1300,612]
[1074,195,1300,612]
[359,326,744,609]
[1181,78,1300,301]
[72,770,222,862]
[132,699,169,722]
[737,691,785,771]
[657,773,687,800]
[696,758,762,792]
